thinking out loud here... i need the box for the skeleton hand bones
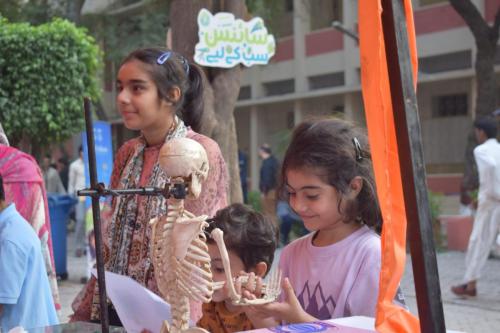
[210,229,282,306]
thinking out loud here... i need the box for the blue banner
[81,121,113,207]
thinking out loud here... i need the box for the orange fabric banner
[358,1,420,332]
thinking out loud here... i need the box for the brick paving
[402,251,500,333]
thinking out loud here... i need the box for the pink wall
[305,28,344,57]
[427,174,462,195]
[414,4,466,35]
[272,37,294,62]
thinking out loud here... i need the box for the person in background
[42,154,66,194]
[452,117,500,297]
[0,139,61,313]
[57,156,70,192]
[238,149,248,203]
[258,144,279,225]
[276,199,308,246]
[68,146,87,257]
[80,200,112,284]
[0,174,59,332]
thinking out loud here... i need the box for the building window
[238,86,251,100]
[308,72,345,90]
[285,0,293,12]
[432,94,468,117]
[263,79,295,96]
[419,50,471,74]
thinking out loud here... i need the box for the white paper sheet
[92,270,172,333]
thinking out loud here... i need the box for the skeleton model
[150,137,281,333]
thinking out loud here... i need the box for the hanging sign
[81,120,113,207]
[195,8,275,68]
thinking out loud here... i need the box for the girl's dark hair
[206,203,278,276]
[121,47,206,133]
[281,118,382,231]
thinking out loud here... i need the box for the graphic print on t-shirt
[297,280,336,320]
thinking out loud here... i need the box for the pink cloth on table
[0,144,61,311]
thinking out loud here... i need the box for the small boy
[0,175,59,331]
[197,203,278,333]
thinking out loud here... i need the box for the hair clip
[157,51,172,65]
[352,137,363,162]
[179,55,190,75]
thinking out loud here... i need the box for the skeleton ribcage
[150,199,214,332]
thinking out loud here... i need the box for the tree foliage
[0,0,68,25]
[83,1,169,66]
[246,0,286,37]
[0,17,102,151]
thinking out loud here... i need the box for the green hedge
[0,17,101,147]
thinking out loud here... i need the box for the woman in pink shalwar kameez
[0,143,61,312]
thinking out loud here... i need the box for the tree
[0,18,101,157]
[0,0,74,25]
[449,0,500,191]
[170,0,246,203]
[88,1,169,66]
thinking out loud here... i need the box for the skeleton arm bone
[209,228,242,303]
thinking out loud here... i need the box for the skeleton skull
[159,137,209,199]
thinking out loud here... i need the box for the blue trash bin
[48,194,77,280]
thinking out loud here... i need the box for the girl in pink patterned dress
[71,48,228,325]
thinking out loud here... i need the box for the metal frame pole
[380,1,446,332]
[83,98,109,332]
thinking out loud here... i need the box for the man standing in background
[68,146,86,257]
[238,149,248,203]
[452,117,500,297]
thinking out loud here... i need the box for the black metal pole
[83,97,109,332]
[380,1,446,332]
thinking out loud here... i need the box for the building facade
[85,0,500,193]
[234,0,500,191]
